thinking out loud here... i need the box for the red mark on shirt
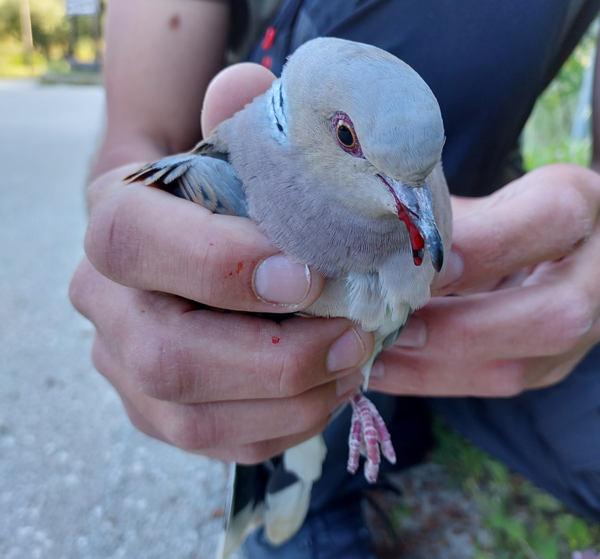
[262,27,276,50]
[261,55,273,70]
[271,337,280,344]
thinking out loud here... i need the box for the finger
[70,257,197,319]
[391,281,595,363]
[202,63,276,135]
[92,336,356,450]
[122,384,329,464]
[370,339,594,397]
[414,213,600,362]
[119,361,330,463]
[75,260,372,403]
[196,421,330,464]
[329,315,600,398]
[85,180,326,312]
[369,351,526,397]
[436,164,600,295]
[524,317,600,389]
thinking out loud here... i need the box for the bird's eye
[336,121,356,149]
[332,112,364,158]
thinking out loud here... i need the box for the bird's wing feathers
[217,463,267,559]
[125,142,249,218]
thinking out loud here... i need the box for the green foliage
[0,0,70,59]
[523,24,597,169]
[431,419,600,558]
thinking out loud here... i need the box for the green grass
[0,36,95,79]
[430,420,600,559]
[0,38,48,77]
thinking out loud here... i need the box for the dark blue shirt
[245,0,600,197]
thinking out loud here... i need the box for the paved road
[0,80,240,559]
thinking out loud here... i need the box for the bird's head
[277,38,446,272]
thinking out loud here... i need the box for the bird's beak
[379,175,444,272]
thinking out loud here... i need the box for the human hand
[70,64,373,464]
[369,164,600,397]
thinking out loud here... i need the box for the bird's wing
[125,142,249,218]
[216,436,327,558]
[217,463,267,559]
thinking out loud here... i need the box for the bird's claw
[347,392,396,483]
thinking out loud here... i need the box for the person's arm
[71,0,371,463]
[591,37,600,173]
[92,0,229,178]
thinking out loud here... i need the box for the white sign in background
[66,0,99,16]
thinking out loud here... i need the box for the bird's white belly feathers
[305,270,419,333]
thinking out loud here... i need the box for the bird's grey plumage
[127,37,451,558]
[127,144,249,218]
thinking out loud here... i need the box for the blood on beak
[379,175,444,272]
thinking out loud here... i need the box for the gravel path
[365,464,489,559]
[0,80,242,559]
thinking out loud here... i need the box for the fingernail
[327,328,366,373]
[436,251,463,289]
[370,361,384,379]
[253,254,311,305]
[395,317,426,348]
[336,370,364,397]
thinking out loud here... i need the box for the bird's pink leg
[347,406,362,475]
[347,393,396,483]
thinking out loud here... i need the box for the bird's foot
[346,392,396,483]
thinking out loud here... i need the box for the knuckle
[180,231,225,303]
[84,189,141,283]
[234,443,275,465]
[444,318,476,361]
[548,293,594,354]
[274,351,306,398]
[542,168,595,248]
[488,361,526,397]
[69,262,93,316]
[85,175,105,211]
[293,392,332,432]
[124,332,180,401]
[90,338,110,378]
[123,406,155,439]
[167,406,219,452]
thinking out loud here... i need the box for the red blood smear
[271,337,280,344]
[397,205,424,253]
[237,262,244,273]
[382,180,425,266]
[261,55,273,70]
[261,27,276,50]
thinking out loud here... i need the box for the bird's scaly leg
[347,393,397,483]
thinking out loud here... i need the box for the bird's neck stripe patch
[267,81,288,141]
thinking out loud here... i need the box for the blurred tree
[19,0,33,65]
[0,0,70,59]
